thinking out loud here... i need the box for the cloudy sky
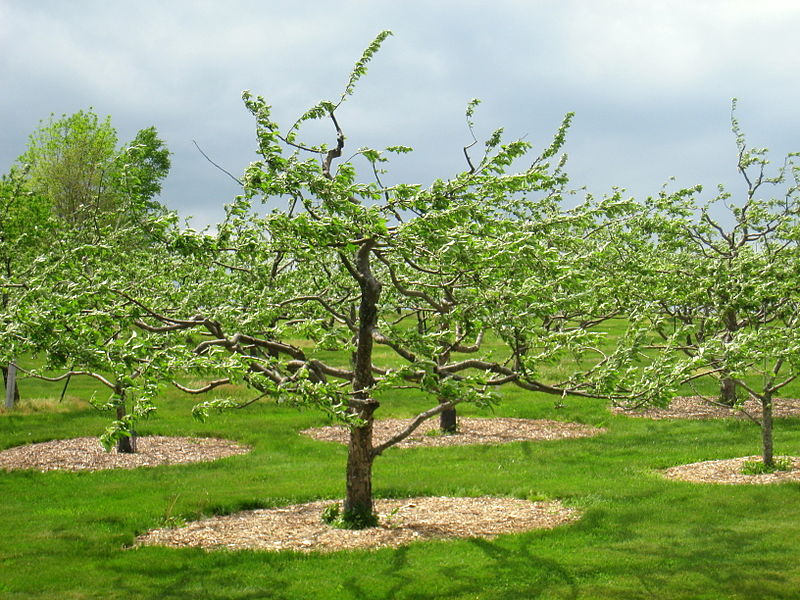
[2,0,799,228]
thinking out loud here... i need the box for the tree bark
[342,242,381,524]
[344,403,377,519]
[2,364,19,409]
[719,377,737,406]
[115,402,136,454]
[761,394,774,467]
[438,401,457,433]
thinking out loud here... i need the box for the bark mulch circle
[0,435,250,472]
[662,456,800,485]
[611,396,800,420]
[301,417,604,448]
[135,496,580,553]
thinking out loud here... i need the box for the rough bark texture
[761,395,774,467]
[344,405,377,520]
[343,242,381,523]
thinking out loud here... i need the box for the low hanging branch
[16,366,116,390]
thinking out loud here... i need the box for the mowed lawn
[2,343,800,599]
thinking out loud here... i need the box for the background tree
[7,110,171,449]
[618,102,800,468]
[0,166,54,406]
[18,109,170,228]
[10,206,182,451]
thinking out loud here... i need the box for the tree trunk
[344,404,377,520]
[2,364,20,409]
[436,331,456,433]
[439,400,457,433]
[719,377,737,406]
[115,402,136,454]
[761,395,774,467]
[720,309,738,406]
[342,242,381,525]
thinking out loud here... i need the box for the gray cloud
[2,0,799,227]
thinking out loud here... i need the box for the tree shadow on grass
[114,535,578,600]
[339,536,577,600]
[623,525,798,600]
[109,549,302,600]
[464,537,578,600]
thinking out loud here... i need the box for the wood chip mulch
[135,496,580,553]
[611,396,800,420]
[301,417,604,448]
[662,456,800,485]
[0,436,250,472]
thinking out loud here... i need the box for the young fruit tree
[128,32,641,524]
[624,102,800,468]
[23,32,639,524]
[6,201,188,452]
[5,112,172,450]
[0,166,54,406]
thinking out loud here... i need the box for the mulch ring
[0,436,250,472]
[301,417,604,448]
[662,456,800,484]
[611,396,800,420]
[135,496,581,553]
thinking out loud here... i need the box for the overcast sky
[2,1,800,228]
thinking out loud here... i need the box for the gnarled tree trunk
[344,404,377,519]
[343,241,381,524]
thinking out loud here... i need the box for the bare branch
[193,140,243,186]
[372,400,459,456]
[17,367,115,390]
[173,378,231,394]
[322,111,345,180]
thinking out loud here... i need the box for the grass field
[1,351,800,599]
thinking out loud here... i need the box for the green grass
[1,348,800,599]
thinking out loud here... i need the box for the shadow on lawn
[339,538,577,600]
[112,550,300,600]
[116,538,578,600]
[620,523,798,600]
